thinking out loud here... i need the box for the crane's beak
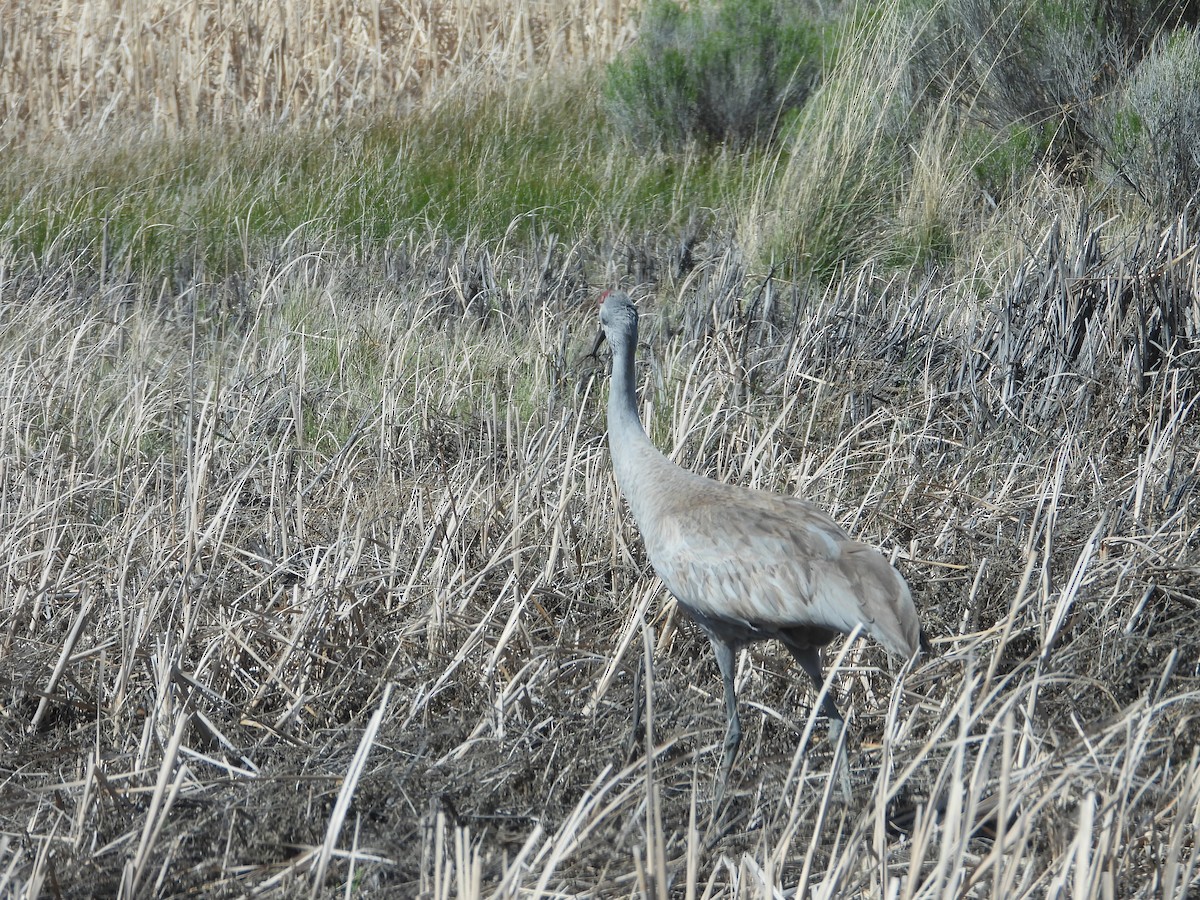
[588,326,606,358]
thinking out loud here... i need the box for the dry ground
[2,220,1199,896]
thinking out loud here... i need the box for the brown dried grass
[0,0,638,140]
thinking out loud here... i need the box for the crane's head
[591,289,638,356]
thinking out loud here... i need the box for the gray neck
[604,336,652,448]
[606,333,669,505]
[607,334,647,440]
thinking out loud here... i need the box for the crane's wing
[641,485,919,659]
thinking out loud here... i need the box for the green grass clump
[0,76,770,280]
[744,7,914,278]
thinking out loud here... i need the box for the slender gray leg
[624,647,644,763]
[709,636,741,811]
[787,645,852,801]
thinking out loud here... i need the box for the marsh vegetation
[2,1,1199,896]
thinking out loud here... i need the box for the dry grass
[1,214,1198,895]
[0,0,638,139]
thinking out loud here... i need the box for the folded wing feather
[641,483,919,659]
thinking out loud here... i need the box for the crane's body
[596,289,921,805]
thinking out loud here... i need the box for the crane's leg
[786,645,852,801]
[709,636,741,811]
[623,644,644,763]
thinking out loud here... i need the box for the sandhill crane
[593,289,921,806]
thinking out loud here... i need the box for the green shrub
[912,1,1109,164]
[604,0,825,150]
[1108,29,1200,213]
[911,0,1198,176]
[967,121,1058,201]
